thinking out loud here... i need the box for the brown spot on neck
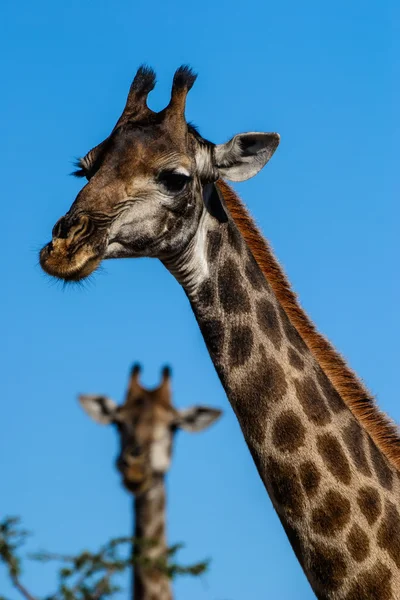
[311,490,351,536]
[342,420,372,477]
[378,501,400,567]
[345,562,392,600]
[347,524,370,562]
[225,351,287,446]
[317,433,352,485]
[299,461,321,497]
[294,376,331,426]
[308,545,347,592]
[272,410,306,453]
[357,485,381,525]
[369,437,394,491]
[266,457,305,519]
[218,258,251,314]
[256,298,283,351]
[288,347,305,371]
[228,324,254,368]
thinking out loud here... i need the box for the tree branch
[10,575,37,600]
[1,516,209,600]
[92,568,116,600]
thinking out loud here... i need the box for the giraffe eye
[158,170,191,193]
[72,146,104,180]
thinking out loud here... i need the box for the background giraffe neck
[133,478,172,600]
[166,207,400,598]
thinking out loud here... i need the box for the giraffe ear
[214,132,280,182]
[78,395,118,425]
[176,406,222,433]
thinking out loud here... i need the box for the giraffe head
[40,65,279,281]
[79,364,221,495]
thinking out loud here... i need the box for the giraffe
[40,66,400,599]
[79,362,221,600]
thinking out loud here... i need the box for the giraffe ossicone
[41,66,400,599]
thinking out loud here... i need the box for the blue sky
[1,0,398,598]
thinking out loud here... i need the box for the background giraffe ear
[176,406,222,433]
[78,395,118,425]
[214,132,280,182]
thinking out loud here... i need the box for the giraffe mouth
[123,478,150,495]
[120,462,151,495]
[39,239,103,282]
[123,474,152,495]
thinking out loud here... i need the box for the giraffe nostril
[52,217,69,239]
[117,456,128,470]
[52,215,92,242]
[117,446,142,470]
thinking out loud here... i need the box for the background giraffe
[79,363,221,600]
[40,67,400,598]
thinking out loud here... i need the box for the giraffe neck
[164,190,400,599]
[133,478,172,600]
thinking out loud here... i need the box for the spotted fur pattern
[134,480,171,600]
[175,194,400,599]
[218,180,400,470]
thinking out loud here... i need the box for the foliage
[0,517,209,600]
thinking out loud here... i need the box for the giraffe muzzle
[39,215,103,281]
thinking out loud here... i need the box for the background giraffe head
[39,65,279,282]
[79,364,221,494]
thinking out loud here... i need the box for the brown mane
[217,179,400,471]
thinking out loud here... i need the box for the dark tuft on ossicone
[162,365,172,378]
[172,65,197,91]
[131,363,142,376]
[130,65,156,96]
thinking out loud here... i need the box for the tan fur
[217,179,400,470]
